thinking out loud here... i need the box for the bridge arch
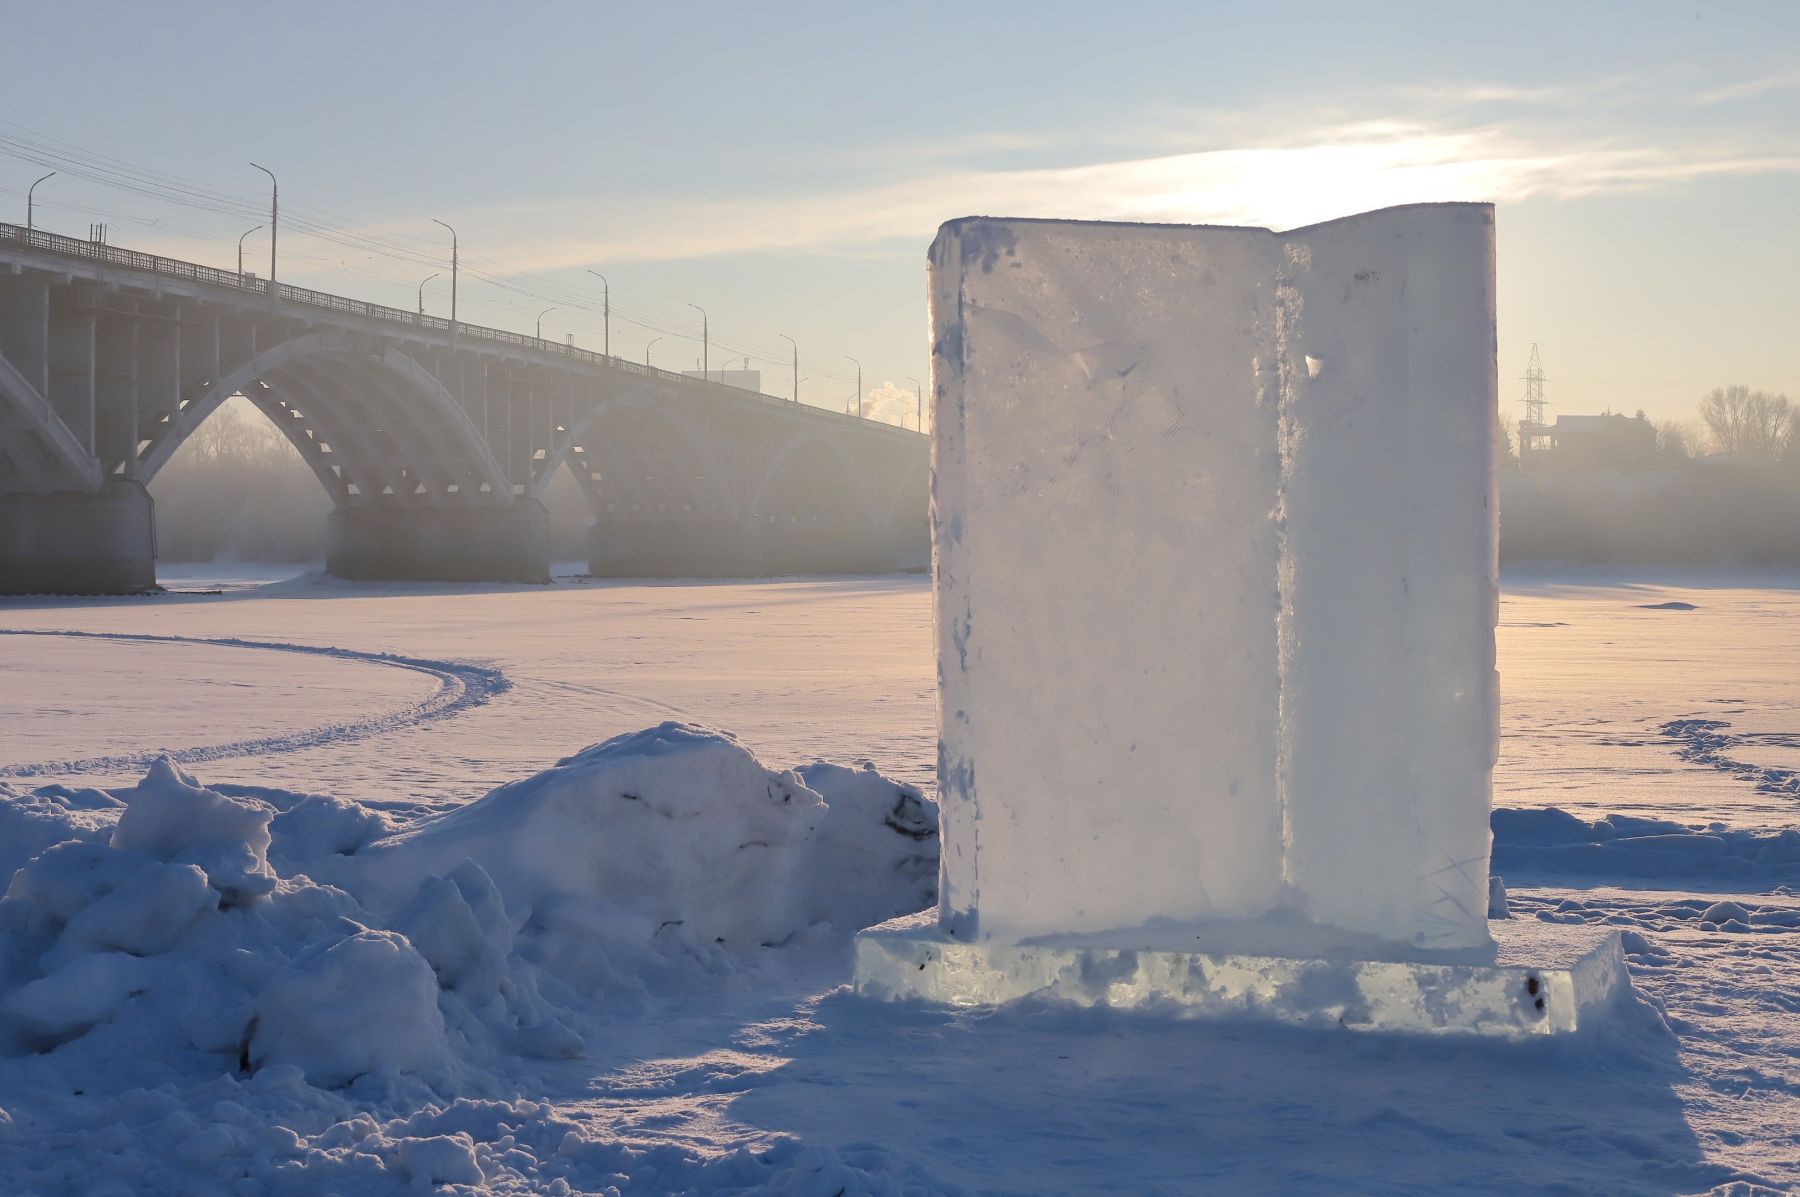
[133,332,347,482]
[745,428,878,525]
[0,347,103,492]
[534,395,733,517]
[528,391,658,501]
[131,335,511,508]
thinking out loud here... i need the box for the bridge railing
[0,221,920,438]
[0,222,258,293]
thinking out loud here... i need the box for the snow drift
[0,724,935,1091]
[333,723,938,994]
[0,724,941,1193]
[355,723,827,952]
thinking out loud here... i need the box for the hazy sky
[2,1,1796,429]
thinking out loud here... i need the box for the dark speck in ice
[962,221,1019,274]
[934,321,963,365]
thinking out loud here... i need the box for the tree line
[1500,384,1800,565]
[1503,385,1796,470]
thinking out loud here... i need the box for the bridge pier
[588,513,927,578]
[586,518,755,578]
[327,502,550,583]
[0,482,157,595]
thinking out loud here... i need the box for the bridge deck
[0,221,920,444]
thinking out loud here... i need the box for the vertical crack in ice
[1272,266,1304,895]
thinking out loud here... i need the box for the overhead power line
[0,119,876,397]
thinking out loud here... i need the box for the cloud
[461,117,1800,269]
[864,381,923,430]
[1692,70,1800,106]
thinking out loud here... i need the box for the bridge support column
[327,501,550,583]
[0,481,158,595]
[588,513,927,578]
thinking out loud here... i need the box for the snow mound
[111,758,276,906]
[1,728,937,1080]
[1492,806,1800,886]
[0,729,946,1189]
[365,723,823,951]
[249,929,449,1088]
[0,760,527,1089]
[0,782,119,884]
[267,792,391,859]
[796,760,938,933]
[347,723,938,996]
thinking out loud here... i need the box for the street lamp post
[586,270,609,357]
[237,225,263,278]
[418,272,439,318]
[537,307,557,341]
[26,172,54,231]
[686,303,708,380]
[248,163,278,288]
[645,336,663,369]
[431,218,458,329]
[778,334,798,403]
[846,356,862,419]
[906,376,923,432]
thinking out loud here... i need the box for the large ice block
[1278,208,1499,949]
[930,220,1287,942]
[925,204,1498,953]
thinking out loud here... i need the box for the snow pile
[361,723,825,949]
[347,722,938,995]
[0,727,946,1192]
[0,760,453,1089]
[0,725,934,1084]
[1491,805,1800,885]
[0,781,119,882]
[249,930,451,1088]
[263,790,391,860]
[796,760,938,933]
[109,757,278,905]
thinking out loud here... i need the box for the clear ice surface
[928,203,1498,952]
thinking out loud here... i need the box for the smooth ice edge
[854,911,1631,1037]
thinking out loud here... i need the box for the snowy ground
[0,564,1796,1194]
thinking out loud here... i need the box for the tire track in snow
[0,629,509,779]
[530,676,687,719]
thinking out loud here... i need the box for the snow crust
[929,206,1497,950]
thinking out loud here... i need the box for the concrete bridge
[0,222,926,594]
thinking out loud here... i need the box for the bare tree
[1496,420,1519,471]
[149,398,329,561]
[1655,419,1700,462]
[1699,385,1793,459]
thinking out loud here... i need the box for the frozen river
[3,564,1798,833]
[1,565,1797,1193]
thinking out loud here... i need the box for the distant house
[1541,412,1657,469]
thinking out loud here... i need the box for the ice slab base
[855,912,1631,1037]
